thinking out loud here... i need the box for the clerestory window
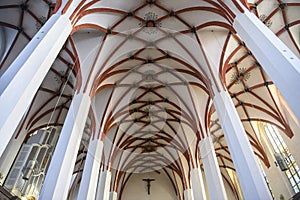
[264,123,300,193]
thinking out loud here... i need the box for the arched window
[4,128,59,199]
[264,123,300,193]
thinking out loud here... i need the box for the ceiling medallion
[35,16,47,30]
[138,12,162,34]
[144,144,157,152]
[143,70,156,82]
[143,139,157,152]
[53,70,73,85]
[230,67,251,85]
[142,103,153,124]
[212,136,220,143]
[259,14,272,28]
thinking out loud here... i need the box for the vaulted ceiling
[0,0,299,198]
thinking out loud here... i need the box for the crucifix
[142,178,155,195]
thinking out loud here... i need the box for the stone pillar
[39,92,91,200]
[77,139,103,200]
[96,169,112,200]
[213,90,272,199]
[109,191,118,200]
[233,9,300,120]
[183,188,194,200]
[200,137,227,200]
[190,168,207,200]
[0,13,72,158]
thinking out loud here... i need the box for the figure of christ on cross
[142,178,155,195]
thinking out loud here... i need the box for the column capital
[109,191,118,200]
[199,136,214,157]
[183,188,194,200]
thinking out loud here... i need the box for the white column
[77,139,103,200]
[190,168,206,200]
[213,90,272,199]
[233,9,300,120]
[183,188,194,200]
[200,137,227,200]
[96,169,112,200]
[0,13,72,158]
[109,191,118,200]
[39,92,91,200]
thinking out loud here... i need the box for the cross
[142,178,155,195]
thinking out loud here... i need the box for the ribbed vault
[0,0,299,199]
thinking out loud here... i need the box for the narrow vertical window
[264,123,300,193]
[4,128,59,199]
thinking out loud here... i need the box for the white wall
[121,171,178,200]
